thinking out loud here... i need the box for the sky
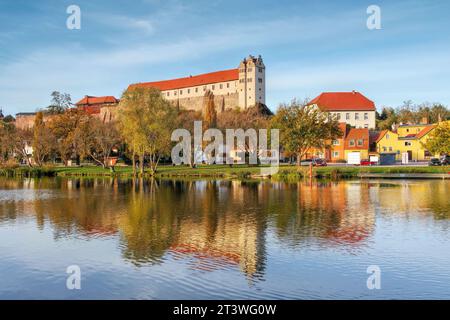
[0,0,450,115]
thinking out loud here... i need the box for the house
[344,128,371,163]
[75,95,119,123]
[376,123,438,161]
[308,91,376,129]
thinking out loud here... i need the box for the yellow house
[376,124,437,161]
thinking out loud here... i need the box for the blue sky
[0,0,449,115]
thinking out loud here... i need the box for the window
[167,92,170,97]
[195,88,198,93]
[357,139,363,146]
[364,124,369,128]
[227,83,230,88]
[386,134,390,139]
[258,67,262,72]
[174,91,177,96]
[346,113,350,120]
[203,86,206,91]
[406,129,409,132]
[180,90,183,95]
[247,78,252,82]
[349,140,355,146]
[333,151,339,158]
[355,113,359,120]
[405,141,412,146]
[248,68,252,72]
[187,89,190,94]
[424,150,432,157]
[364,113,368,120]
[389,147,393,151]
[336,113,341,120]
[212,85,215,90]
[220,84,223,89]
[258,78,263,83]
[383,146,387,152]
[332,140,340,146]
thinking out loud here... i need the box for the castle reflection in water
[0,177,448,280]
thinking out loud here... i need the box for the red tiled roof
[128,69,239,91]
[309,92,375,111]
[75,96,119,106]
[416,125,436,139]
[345,128,370,150]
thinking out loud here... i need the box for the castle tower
[238,55,266,109]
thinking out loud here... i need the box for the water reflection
[0,177,449,282]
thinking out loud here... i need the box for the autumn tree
[421,121,450,156]
[48,108,88,165]
[117,87,177,175]
[0,120,16,164]
[271,99,343,166]
[74,117,120,169]
[32,112,55,166]
[12,128,34,167]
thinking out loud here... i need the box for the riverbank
[1,164,449,180]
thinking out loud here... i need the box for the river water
[0,177,449,299]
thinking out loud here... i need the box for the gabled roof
[375,129,397,143]
[416,125,436,139]
[345,128,370,150]
[309,91,375,111]
[75,96,119,106]
[128,69,239,91]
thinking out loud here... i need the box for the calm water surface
[0,177,449,299]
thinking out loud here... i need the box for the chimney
[352,90,356,94]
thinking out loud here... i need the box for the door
[407,150,412,161]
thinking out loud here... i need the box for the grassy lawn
[1,163,449,179]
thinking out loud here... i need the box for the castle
[128,55,266,112]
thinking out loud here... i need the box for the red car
[360,159,377,166]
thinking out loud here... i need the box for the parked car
[428,158,441,166]
[440,155,450,165]
[360,159,377,166]
[300,158,327,166]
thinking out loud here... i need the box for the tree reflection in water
[0,177,449,281]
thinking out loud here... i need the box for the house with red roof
[308,91,376,129]
[128,55,266,112]
[375,122,444,162]
[75,95,119,123]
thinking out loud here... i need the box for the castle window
[258,78,263,83]
[258,68,262,72]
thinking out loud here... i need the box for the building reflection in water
[0,177,448,280]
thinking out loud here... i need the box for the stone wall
[173,92,239,113]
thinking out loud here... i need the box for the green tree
[118,87,177,175]
[271,99,343,166]
[421,121,450,155]
[47,91,72,114]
